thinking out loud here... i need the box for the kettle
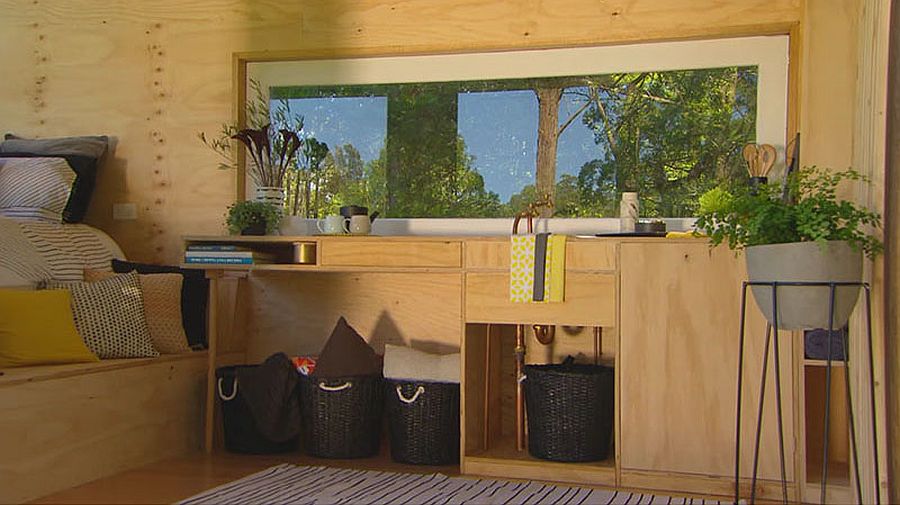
[339,205,379,223]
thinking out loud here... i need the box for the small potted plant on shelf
[694,166,882,330]
[226,200,283,236]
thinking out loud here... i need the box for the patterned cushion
[44,271,158,358]
[0,134,108,223]
[111,259,208,348]
[0,157,76,221]
[84,269,191,354]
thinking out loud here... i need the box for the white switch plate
[113,203,138,220]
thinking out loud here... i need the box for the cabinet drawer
[465,272,616,326]
[465,241,616,271]
[320,240,462,268]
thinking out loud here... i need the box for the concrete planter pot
[745,241,862,330]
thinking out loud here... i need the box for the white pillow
[383,344,460,383]
[0,157,75,221]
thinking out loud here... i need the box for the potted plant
[226,200,283,236]
[199,80,305,206]
[695,166,882,330]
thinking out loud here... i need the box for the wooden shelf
[803,359,846,367]
[465,436,615,487]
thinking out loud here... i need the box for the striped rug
[178,464,729,505]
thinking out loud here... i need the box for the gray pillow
[44,271,158,359]
[2,133,108,159]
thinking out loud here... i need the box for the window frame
[238,35,791,235]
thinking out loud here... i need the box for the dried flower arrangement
[198,79,305,189]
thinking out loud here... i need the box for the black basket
[385,379,460,465]
[216,365,299,454]
[299,374,384,459]
[523,363,614,462]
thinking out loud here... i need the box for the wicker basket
[385,379,460,465]
[523,363,614,462]
[216,365,299,454]
[299,374,384,459]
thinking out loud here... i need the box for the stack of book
[184,244,275,265]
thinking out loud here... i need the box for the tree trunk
[304,175,311,218]
[535,87,563,217]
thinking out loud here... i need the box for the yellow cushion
[0,289,98,367]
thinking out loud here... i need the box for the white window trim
[249,35,789,236]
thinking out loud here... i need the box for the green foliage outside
[694,167,883,258]
[271,67,757,218]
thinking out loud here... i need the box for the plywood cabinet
[618,243,796,495]
[190,235,807,500]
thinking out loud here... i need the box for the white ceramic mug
[347,215,371,235]
[316,215,345,234]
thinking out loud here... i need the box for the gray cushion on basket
[383,344,459,383]
[44,271,158,358]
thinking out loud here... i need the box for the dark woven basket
[524,363,614,462]
[299,374,383,459]
[216,365,299,454]
[385,379,460,465]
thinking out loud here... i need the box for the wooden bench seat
[0,352,208,503]
[0,351,205,388]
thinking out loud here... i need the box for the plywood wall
[0,0,808,263]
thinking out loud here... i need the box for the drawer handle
[318,381,352,392]
[396,385,425,404]
[217,378,238,401]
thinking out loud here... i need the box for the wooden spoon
[758,144,777,177]
[743,144,760,176]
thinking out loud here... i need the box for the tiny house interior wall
[0,0,870,265]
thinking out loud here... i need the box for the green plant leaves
[695,167,883,258]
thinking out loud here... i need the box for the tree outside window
[271,66,757,219]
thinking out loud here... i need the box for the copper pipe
[515,323,526,451]
[482,324,492,451]
[594,326,603,364]
[533,324,555,345]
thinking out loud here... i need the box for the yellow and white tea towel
[509,234,536,302]
[547,234,567,302]
[509,234,567,303]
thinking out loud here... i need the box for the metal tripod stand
[734,281,880,504]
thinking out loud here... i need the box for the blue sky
[285,88,604,202]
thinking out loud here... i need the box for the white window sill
[280,216,697,236]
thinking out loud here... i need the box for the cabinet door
[619,243,795,483]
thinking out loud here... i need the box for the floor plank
[32,450,459,504]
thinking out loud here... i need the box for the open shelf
[465,435,616,486]
[804,359,846,368]
[803,364,851,502]
[463,323,616,487]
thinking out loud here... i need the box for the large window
[248,36,788,221]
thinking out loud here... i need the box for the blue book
[184,256,255,265]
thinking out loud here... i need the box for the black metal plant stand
[733,281,881,505]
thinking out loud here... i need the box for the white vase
[745,241,863,330]
[254,187,285,208]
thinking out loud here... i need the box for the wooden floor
[32,450,459,504]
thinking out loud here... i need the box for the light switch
[113,203,138,220]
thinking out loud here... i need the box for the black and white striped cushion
[0,157,75,221]
[44,271,159,359]
[19,221,114,280]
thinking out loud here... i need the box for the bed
[0,149,206,503]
